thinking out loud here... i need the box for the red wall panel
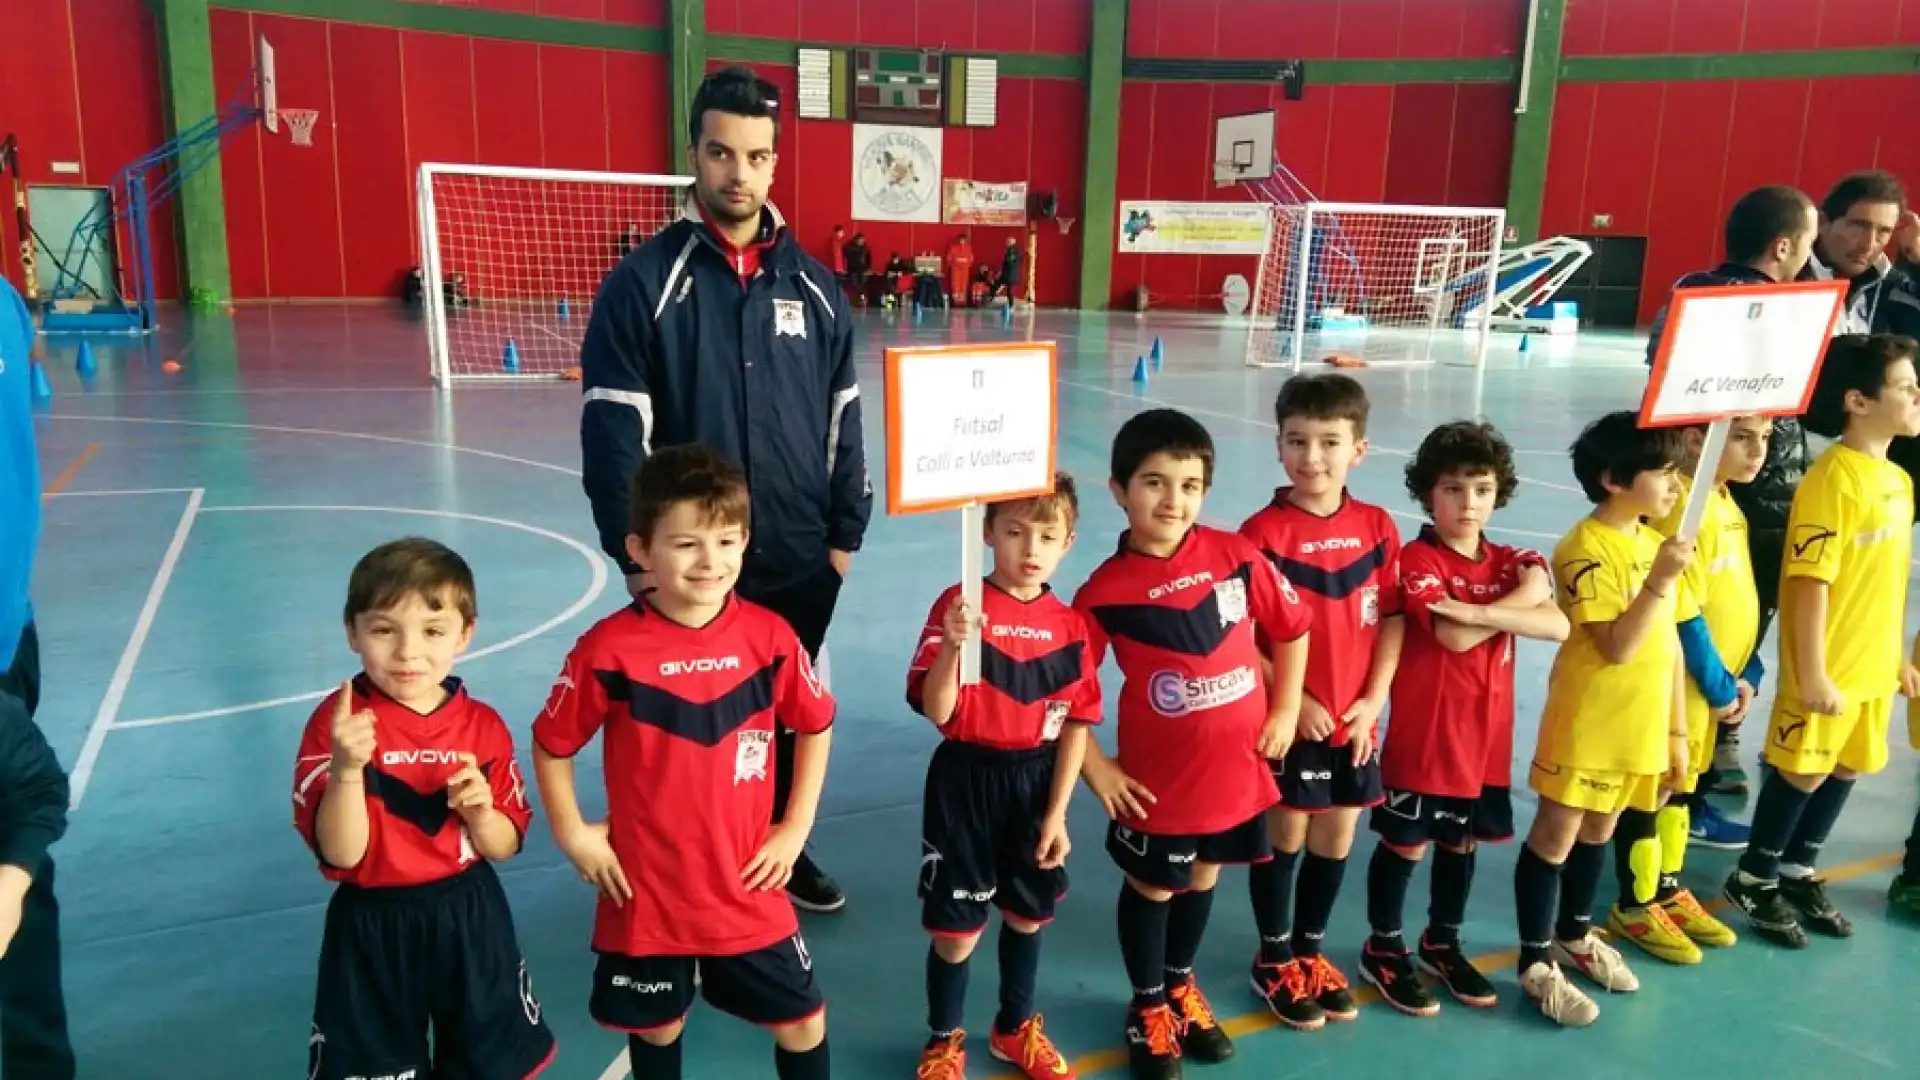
[1131,0,1525,59]
[1567,0,1920,55]
[541,47,611,171]
[256,13,347,298]
[329,24,413,299]
[606,52,673,173]
[473,40,544,167]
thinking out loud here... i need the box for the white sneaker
[1551,932,1639,993]
[1520,962,1599,1028]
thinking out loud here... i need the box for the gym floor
[27,304,1920,1078]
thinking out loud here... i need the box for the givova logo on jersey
[1148,666,1257,716]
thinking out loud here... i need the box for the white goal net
[1246,202,1505,370]
[416,163,694,385]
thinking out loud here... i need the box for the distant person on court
[0,273,76,1080]
[1723,335,1920,948]
[908,473,1100,1080]
[1643,185,1818,807]
[578,65,870,914]
[535,445,837,1080]
[292,538,554,1080]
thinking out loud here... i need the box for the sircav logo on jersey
[1149,666,1257,716]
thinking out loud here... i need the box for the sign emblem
[773,298,806,339]
[856,127,940,220]
[734,729,772,784]
[1213,578,1248,627]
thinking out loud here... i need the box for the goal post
[416,163,695,386]
[1245,202,1505,371]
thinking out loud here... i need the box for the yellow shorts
[1666,710,1719,796]
[1763,694,1891,777]
[1528,761,1665,814]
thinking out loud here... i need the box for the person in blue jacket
[0,273,76,1079]
[578,66,873,915]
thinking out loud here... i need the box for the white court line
[596,1048,631,1080]
[68,487,204,809]
[112,505,610,729]
[44,487,203,498]
[1056,376,1587,495]
[39,414,581,477]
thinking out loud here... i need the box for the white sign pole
[959,501,985,685]
[1676,417,1729,542]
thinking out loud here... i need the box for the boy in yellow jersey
[1724,334,1920,947]
[1610,417,1774,965]
[1511,411,1693,1028]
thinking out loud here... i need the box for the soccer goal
[416,163,694,386]
[1245,202,1505,371]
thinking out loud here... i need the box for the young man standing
[0,272,76,1080]
[578,67,872,913]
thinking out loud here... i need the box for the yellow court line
[988,850,1904,1080]
[40,442,100,499]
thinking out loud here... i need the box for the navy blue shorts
[310,862,555,1080]
[590,934,824,1033]
[1371,786,1515,849]
[1105,812,1271,892]
[920,740,1067,934]
[1274,738,1385,812]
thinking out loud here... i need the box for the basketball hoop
[278,109,321,148]
[1213,160,1243,188]
[1056,217,1075,236]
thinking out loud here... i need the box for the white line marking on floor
[68,488,204,809]
[39,414,581,476]
[111,505,610,729]
[595,1048,631,1080]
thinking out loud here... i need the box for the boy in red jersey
[1073,409,1312,1080]
[292,538,555,1080]
[1238,373,1403,1030]
[909,473,1101,1080]
[534,444,836,1080]
[1359,422,1569,1017]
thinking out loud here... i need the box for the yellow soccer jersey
[1779,443,1914,703]
[1654,478,1761,735]
[1536,516,1693,776]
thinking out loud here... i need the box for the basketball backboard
[1213,110,1274,187]
[258,32,278,133]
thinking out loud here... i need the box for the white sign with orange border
[885,342,1060,683]
[1641,280,1848,538]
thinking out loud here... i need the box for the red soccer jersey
[292,676,534,889]
[1072,526,1310,836]
[1384,526,1548,797]
[532,598,836,958]
[1239,490,1403,745]
[907,582,1104,751]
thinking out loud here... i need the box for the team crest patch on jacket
[773,298,807,338]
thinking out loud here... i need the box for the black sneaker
[1125,1003,1184,1080]
[1167,978,1232,1062]
[1249,957,1325,1031]
[786,851,846,913]
[1721,872,1809,948]
[1779,875,1853,937]
[1359,942,1438,1017]
[1416,936,1499,1008]
[1299,954,1358,1021]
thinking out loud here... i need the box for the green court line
[1562,46,1920,82]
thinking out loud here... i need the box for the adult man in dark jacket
[578,67,872,913]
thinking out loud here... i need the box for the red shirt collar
[694,199,779,287]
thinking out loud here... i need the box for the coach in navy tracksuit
[578,67,871,914]
[0,273,76,1079]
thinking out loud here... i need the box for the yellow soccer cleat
[1660,888,1738,948]
[1607,902,1703,965]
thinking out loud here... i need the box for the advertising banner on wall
[852,124,945,223]
[1118,201,1271,255]
[941,179,1029,226]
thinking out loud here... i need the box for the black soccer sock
[1163,887,1215,985]
[925,943,969,1038]
[995,924,1042,1035]
[774,1039,830,1080]
[1365,844,1417,948]
[628,1035,684,1080]
[1905,802,1920,880]
[1426,846,1474,948]
[1612,809,1660,909]
[1554,841,1607,943]
[1291,852,1348,959]
[1514,843,1560,972]
[1782,776,1855,874]
[1117,883,1172,1007]
[1250,848,1299,964]
[1739,768,1815,882]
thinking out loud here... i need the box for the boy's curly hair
[1404,421,1520,513]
